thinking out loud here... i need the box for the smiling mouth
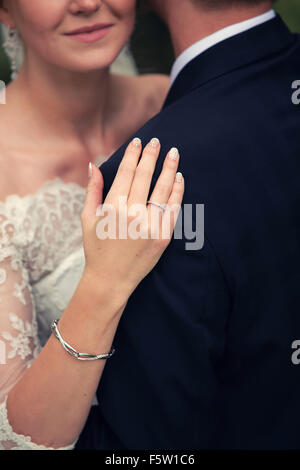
[63,23,114,43]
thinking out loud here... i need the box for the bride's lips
[63,23,113,43]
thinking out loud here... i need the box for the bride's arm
[0,255,125,449]
[0,138,184,449]
[2,270,127,449]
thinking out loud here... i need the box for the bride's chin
[25,45,125,77]
[59,48,123,72]
[44,56,118,75]
[60,62,112,74]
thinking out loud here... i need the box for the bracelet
[51,319,115,361]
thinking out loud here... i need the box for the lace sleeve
[0,209,75,450]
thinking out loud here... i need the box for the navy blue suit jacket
[76,16,300,450]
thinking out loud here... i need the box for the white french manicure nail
[176,172,183,183]
[88,162,93,179]
[169,147,179,161]
[132,137,141,147]
[150,137,160,148]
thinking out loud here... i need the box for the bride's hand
[81,137,184,300]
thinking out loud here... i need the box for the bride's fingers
[104,137,142,204]
[127,138,161,206]
[162,172,185,238]
[147,147,180,207]
[82,162,104,223]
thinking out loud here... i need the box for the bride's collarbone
[0,74,170,203]
[0,147,63,202]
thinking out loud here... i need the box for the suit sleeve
[87,133,231,450]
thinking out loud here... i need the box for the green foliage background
[276,0,300,31]
[0,0,299,83]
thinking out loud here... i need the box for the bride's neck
[9,55,112,144]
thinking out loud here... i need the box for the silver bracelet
[51,319,115,361]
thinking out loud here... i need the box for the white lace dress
[0,155,108,450]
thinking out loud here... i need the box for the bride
[0,0,184,450]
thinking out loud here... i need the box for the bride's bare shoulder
[133,73,170,114]
[0,123,21,203]
[114,73,170,131]
[0,166,18,204]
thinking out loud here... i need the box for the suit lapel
[163,16,295,109]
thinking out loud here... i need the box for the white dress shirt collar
[170,9,276,85]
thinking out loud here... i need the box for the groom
[77,0,300,450]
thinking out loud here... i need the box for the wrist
[57,270,128,354]
[80,267,129,313]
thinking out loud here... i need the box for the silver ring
[147,201,167,212]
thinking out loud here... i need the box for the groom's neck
[157,1,273,58]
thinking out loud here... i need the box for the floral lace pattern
[2,314,39,361]
[0,176,93,450]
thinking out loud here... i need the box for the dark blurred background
[0,0,300,84]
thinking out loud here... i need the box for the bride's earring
[3,27,21,81]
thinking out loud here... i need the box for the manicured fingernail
[88,162,93,179]
[132,137,141,147]
[169,147,179,160]
[176,172,183,183]
[150,137,160,148]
